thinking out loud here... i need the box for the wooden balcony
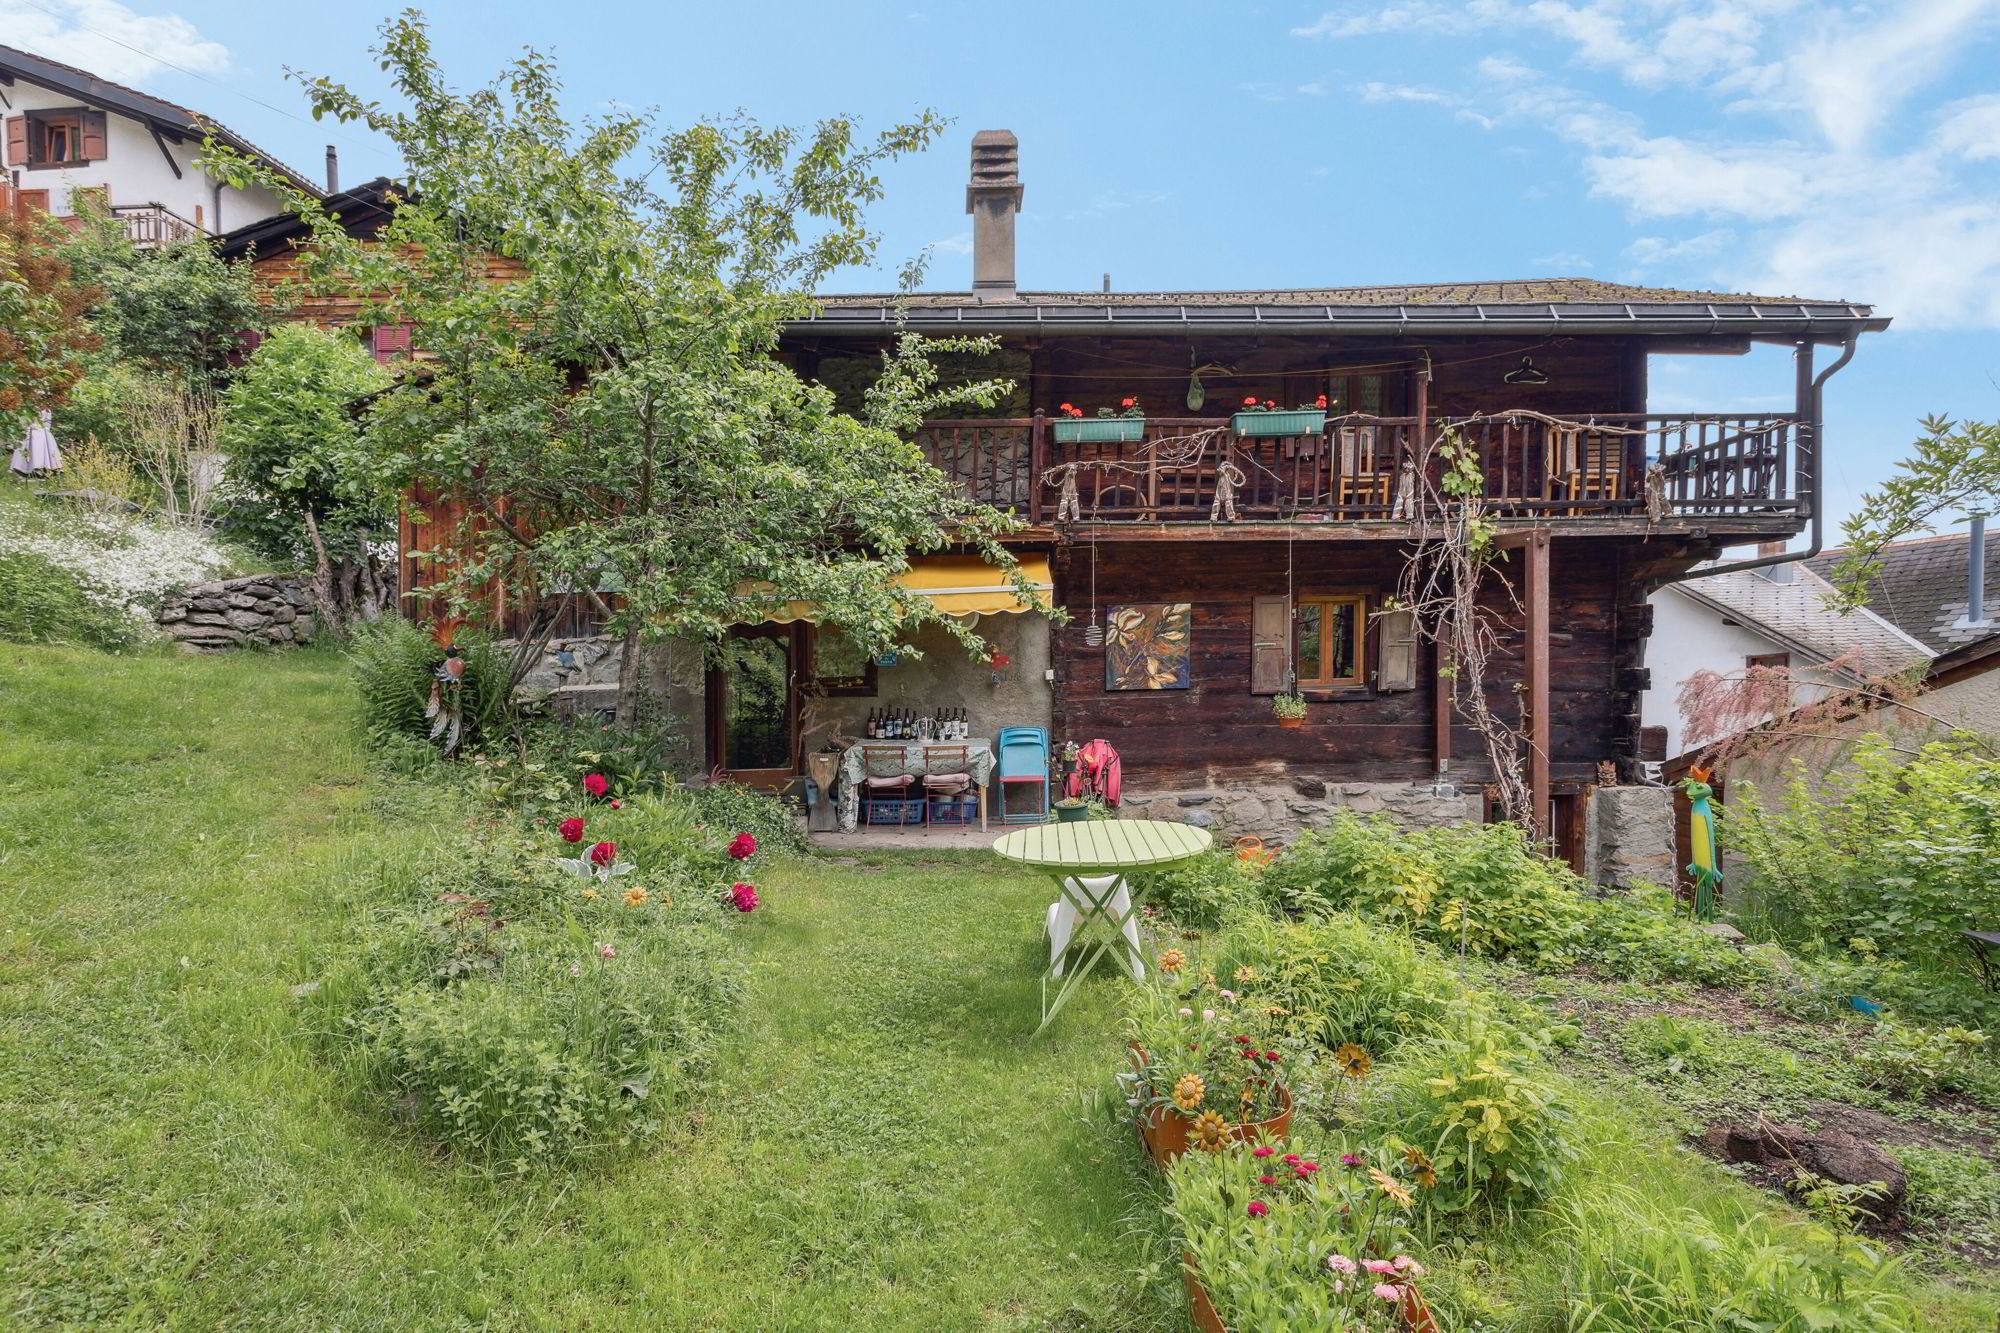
[918,411,1805,530]
[110,203,205,249]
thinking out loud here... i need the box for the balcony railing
[110,203,205,249]
[917,411,1804,525]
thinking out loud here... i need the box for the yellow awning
[754,554,1053,624]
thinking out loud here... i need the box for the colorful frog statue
[1678,765,1722,921]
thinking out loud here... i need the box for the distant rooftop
[1806,529,2000,653]
[1671,563,1932,679]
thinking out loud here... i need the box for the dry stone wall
[158,575,316,652]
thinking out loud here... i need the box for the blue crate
[927,794,977,826]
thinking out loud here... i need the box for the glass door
[708,625,801,787]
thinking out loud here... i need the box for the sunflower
[1172,1073,1206,1111]
[1334,1043,1373,1079]
[1190,1110,1231,1152]
[1402,1145,1439,1188]
[1233,965,1258,984]
[1158,948,1186,974]
[622,886,648,907]
[1369,1167,1414,1208]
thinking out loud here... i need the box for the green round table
[992,819,1213,1034]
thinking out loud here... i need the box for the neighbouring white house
[1643,547,1933,762]
[1,42,323,244]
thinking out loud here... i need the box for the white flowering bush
[0,503,239,635]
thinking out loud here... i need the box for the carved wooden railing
[111,203,205,248]
[915,411,1805,524]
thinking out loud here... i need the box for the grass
[0,644,1174,1329]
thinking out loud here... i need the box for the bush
[1134,849,1269,930]
[1262,811,1440,927]
[349,616,511,752]
[677,779,806,857]
[1577,883,1767,987]
[1730,739,2000,987]
[1856,1017,1987,1097]
[0,548,145,650]
[1367,1012,1576,1214]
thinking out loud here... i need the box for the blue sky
[10,0,2000,534]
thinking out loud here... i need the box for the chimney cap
[966,128,1023,209]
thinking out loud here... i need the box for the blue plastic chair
[995,727,1050,824]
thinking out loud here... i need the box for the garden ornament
[1678,765,1721,921]
[424,619,468,756]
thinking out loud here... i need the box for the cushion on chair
[923,773,972,791]
[864,774,914,789]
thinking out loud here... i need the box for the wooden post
[1525,529,1552,839]
[1432,625,1452,772]
[1029,409,1048,525]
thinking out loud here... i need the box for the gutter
[1656,334,1860,587]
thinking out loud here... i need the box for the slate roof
[1669,564,1933,679]
[0,42,324,197]
[1805,530,2000,653]
[818,278,1838,308]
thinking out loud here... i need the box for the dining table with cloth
[835,738,996,832]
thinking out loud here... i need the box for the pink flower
[1295,1161,1320,1175]
[728,832,757,861]
[1246,1201,1269,1218]
[1283,1154,1301,1165]
[583,773,608,798]
[1218,989,1236,1001]
[558,817,585,843]
[1340,1153,1363,1168]
[730,882,759,913]
[1201,1009,1216,1021]
[1178,1007,1193,1017]
[588,841,616,867]
[1373,1283,1402,1303]
[1326,1254,1358,1274]
[1393,1256,1425,1276]
[1252,1146,1275,1159]
[1257,1174,1277,1185]
[610,799,623,810]
[597,942,616,959]
[1364,1259,1397,1275]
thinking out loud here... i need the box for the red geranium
[1059,402,1083,418]
[583,773,609,798]
[1243,395,1258,406]
[588,841,616,867]
[558,817,585,843]
[1120,396,1137,408]
[728,831,757,861]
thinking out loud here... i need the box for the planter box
[1231,409,1326,438]
[1054,803,1091,823]
[1182,1252,1437,1333]
[1139,1084,1294,1164]
[1054,416,1147,444]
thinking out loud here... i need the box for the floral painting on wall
[1104,602,1192,691]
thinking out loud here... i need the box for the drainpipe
[1657,334,1859,587]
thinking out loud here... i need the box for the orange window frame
[1295,594,1367,689]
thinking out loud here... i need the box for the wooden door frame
[706,622,807,788]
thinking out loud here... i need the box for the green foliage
[1826,415,2000,611]
[1554,1186,1917,1331]
[1135,849,1270,929]
[1618,1013,1730,1079]
[0,210,98,433]
[1857,1017,1988,1097]
[1577,882,1767,987]
[1730,739,2000,988]
[347,617,511,751]
[1264,813,1583,963]
[1167,1136,1429,1332]
[676,780,807,857]
[218,323,393,565]
[1370,1013,1576,1213]
[0,548,144,650]
[1892,1146,2000,1259]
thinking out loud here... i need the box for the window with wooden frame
[1295,594,1367,689]
[5,109,108,168]
[810,625,878,696]
[1745,651,1791,671]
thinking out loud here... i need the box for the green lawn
[0,645,1175,1329]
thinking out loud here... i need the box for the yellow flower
[580,888,599,900]
[1370,1167,1414,1208]
[1158,948,1186,974]
[1239,1081,1257,1109]
[622,887,649,907]
[1172,1073,1206,1111]
[1264,1005,1289,1018]
[1233,965,1258,984]
[1190,1110,1231,1152]
[1403,1146,1438,1189]
[1334,1043,1373,1079]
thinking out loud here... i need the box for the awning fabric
[756,554,1053,624]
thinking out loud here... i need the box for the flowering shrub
[1120,969,1292,1137]
[0,503,237,635]
[0,549,148,650]
[1168,1134,1434,1330]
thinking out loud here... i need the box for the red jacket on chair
[1066,739,1122,806]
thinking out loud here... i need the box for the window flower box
[1052,416,1147,444]
[1232,409,1326,438]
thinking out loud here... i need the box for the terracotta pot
[1276,715,1304,729]
[1138,1084,1295,1165]
[1181,1253,1437,1333]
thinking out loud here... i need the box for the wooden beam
[1525,529,1552,838]
[1432,626,1452,773]
[147,119,183,179]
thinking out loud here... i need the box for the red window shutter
[372,323,412,362]
[1250,595,1291,695]
[4,116,25,167]
[80,110,108,162]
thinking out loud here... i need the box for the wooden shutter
[4,116,25,167]
[15,189,49,215]
[80,110,108,162]
[1250,595,1291,695]
[373,323,413,363]
[1377,606,1418,692]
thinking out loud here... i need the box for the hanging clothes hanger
[1502,355,1550,385]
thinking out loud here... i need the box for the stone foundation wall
[1120,778,1477,841]
[158,575,315,652]
[1585,784,1675,888]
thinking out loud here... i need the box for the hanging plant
[1273,692,1308,727]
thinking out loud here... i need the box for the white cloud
[1297,80,1330,96]
[1066,190,1171,222]
[1626,229,1736,267]
[928,231,973,256]
[1934,93,2000,160]
[0,0,229,86]
[1355,80,1454,106]
[1793,0,1999,151]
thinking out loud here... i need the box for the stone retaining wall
[158,575,316,652]
[1120,778,1477,840]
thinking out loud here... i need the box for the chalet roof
[1805,529,2000,653]
[1669,564,1933,679]
[0,42,324,198]
[218,177,399,260]
[791,277,1887,338]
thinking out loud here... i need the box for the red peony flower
[730,881,759,913]
[1264,1051,1280,1062]
[610,799,623,810]
[728,831,757,861]
[588,840,616,866]
[1247,1200,1269,1218]
[583,773,609,798]
[558,817,585,843]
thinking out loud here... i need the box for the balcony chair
[995,726,1051,824]
[859,744,917,827]
[1550,426,1627,515]
[919,744,975,826]
[1334,426,1393,514]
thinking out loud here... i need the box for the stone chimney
[965,130,1023,301]
[325,145,340,194]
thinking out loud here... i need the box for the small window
[1746,652,1790,671]
[812,626,877,696]
[1296,594,1366,689]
